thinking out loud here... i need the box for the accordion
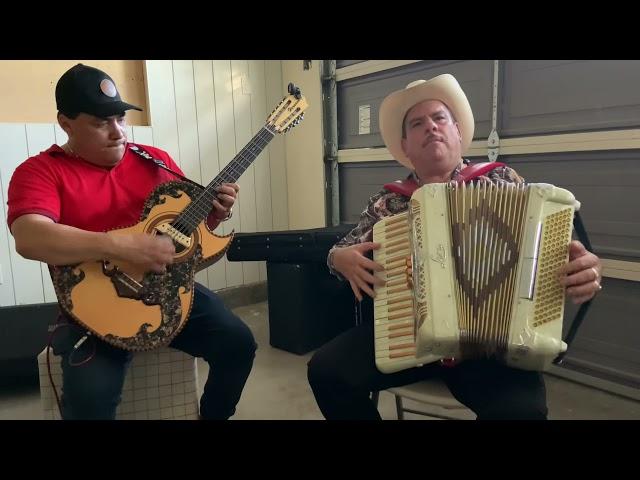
[372,181,580,374]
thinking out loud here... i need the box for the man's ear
[455,122,462,143]
[57,113,72,136]
[401,137,408,156]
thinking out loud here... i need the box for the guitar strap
[128,144,204,190]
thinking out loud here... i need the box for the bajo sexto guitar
[51,83,308,351]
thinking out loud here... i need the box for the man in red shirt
[7,63,256,420]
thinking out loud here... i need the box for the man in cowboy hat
[307,74,603,420]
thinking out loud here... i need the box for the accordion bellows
[373,182,580,374]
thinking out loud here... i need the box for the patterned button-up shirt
[327,160,525,278]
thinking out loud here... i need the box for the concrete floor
[1,301,640,420]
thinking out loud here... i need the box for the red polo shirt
[7,143,186,232]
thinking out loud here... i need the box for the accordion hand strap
[554,211,596,365]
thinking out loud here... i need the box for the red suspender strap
[455,161,506,183]
[383,162,507,197]
[382,177,420,197]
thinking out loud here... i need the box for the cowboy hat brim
[378,74,474,170]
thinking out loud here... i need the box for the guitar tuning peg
[288,83,302,99]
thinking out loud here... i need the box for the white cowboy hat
[378,74,474,170]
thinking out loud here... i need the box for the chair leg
[395,395,404,420]
[371,391,380,407]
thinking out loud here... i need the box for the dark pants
[52,283,257,420]
[307,301,548,420]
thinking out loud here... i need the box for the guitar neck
[176,125,276,232]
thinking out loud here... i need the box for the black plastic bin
[0,302,60,386]
[227,225,357,354]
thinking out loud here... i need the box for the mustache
[422,136,444,147]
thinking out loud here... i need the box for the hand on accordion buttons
[331,243,386,301]
[558,240,603,305]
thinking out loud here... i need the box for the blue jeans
[52,283,257,420]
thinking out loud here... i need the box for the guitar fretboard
[172,124,276,234]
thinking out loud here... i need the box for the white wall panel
[0,166,16,306]
[248,60,271,282]
[0,124,45,305]
[193,60,227,291]
[231,60,259,285]
[145,61,180,166]
[265,62,288,231]
[131,126,154,146]
[25,124,57,303]
[213,60,243,288]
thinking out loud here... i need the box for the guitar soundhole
[174,242,187,255]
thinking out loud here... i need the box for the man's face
[400,99,462,176]
[59,112,128,167]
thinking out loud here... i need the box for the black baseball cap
[55,63,143,118]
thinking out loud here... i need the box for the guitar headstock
[266,83,309,134]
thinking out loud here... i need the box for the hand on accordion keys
[558,240,603,304]
[330,243,386,301]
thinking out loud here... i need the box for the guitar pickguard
[103,246,203,350]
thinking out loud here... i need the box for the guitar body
[51,181,233,351]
